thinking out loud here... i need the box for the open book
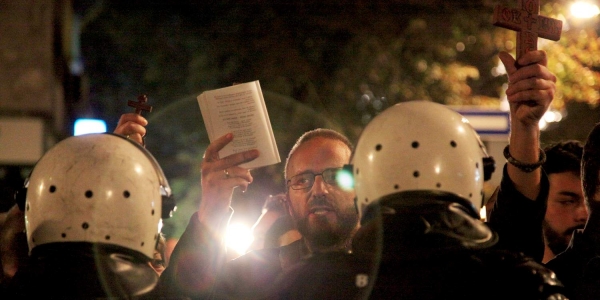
[197,80,280,169]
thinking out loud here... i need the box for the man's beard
[543,221,582,256]
[293,197,359,249]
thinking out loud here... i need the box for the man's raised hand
[198,133,260,225]
[499,50,556,127]
[114,113,148,145]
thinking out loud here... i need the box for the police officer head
[350,100,494,222]
[24,133,171,260]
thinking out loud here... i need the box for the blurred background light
[74,119,107,136]
[570,1,600,19]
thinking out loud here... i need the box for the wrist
[503,145,546,173]
[198,201,233,225]
[510,121,540,138]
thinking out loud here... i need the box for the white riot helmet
[24,133,172,259]
[351,100,494,220]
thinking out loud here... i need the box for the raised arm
[500,50,555,200]
[488,50,556,261]
[159,133,259,298]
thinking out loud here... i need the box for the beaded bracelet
[503,145,546,173]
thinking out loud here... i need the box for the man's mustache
[307,196,335,211]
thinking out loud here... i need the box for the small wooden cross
[128,94,153,115]
[493,0,562,62]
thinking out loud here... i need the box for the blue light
[74,119,107,136]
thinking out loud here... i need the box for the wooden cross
[128,94,153,115]
[493,0,562,62]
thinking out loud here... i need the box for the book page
[197,81,280,169]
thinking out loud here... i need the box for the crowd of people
[0,48,599,299]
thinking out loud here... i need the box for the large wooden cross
[128,94,153,115]
[493,0,562,61]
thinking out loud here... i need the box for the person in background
[0,204,27,284]
[263,214,301,249]
[545,124,600,299]
[247,194,300,252]
[541,141,586,263]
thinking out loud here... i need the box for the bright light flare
[539,119,549,131]
[226,223,254,256]
[543,110,563,123]
[480,206,487,221]
[539,110,563,131]
[571,2,600,19]
[336,168,354,191]
[74,119,107,136]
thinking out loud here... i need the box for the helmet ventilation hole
[105,235,110,240]
[123,190,130,198]
[413,171,420,178]
[85,190,93,198]
[61,233,66,238]
[450,141,457,148]
[411,141,419,148]
[151,209,155,216]
[141,242,145,246]
[82,222,89,229]
[469,193,473,198]
[375,144,382,151]
[49,185,56,193]
[394,184,399,189]
[436,183,441,188]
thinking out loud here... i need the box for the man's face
[285,137,358,249]
[544,171,588,257]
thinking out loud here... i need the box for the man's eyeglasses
[287,167,345,190]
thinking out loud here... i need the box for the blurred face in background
[543,171,588,262]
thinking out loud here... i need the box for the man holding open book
[130,127,357,299]
[120,110,360,298]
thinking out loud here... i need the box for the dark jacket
[159,212,309,300]
[486,164,600,299]
[545,200,600,300]
[3,243,163,300]
[487,164,549,262]
[273,190,566,300]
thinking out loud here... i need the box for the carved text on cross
[128,94,153,115]
[493,0,562,61]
